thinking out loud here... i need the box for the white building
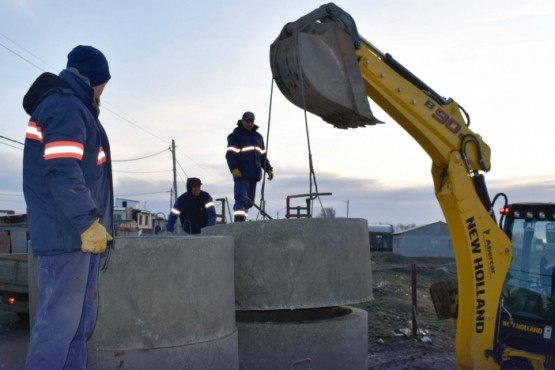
[393,221,453,258]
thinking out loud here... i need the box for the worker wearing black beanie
[67,45,111,87]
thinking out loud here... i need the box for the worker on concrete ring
[225,111,273,222]
[166,177,216,234]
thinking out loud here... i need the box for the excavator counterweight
[270,4,382,129]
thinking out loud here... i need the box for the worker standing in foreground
[226,111,273,222]
[166,177,216,234]
[22,45,113,369]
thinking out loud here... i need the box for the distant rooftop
[368,224,394,233]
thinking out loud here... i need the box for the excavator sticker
[467,216,488,333]
[501,319,545,336]
[432,108,463,135]
[545,326,553,340]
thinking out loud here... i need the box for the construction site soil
[356,253,456,370]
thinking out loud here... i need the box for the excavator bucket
[270,4,382,129]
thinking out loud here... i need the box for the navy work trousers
[233,179,257,215]
[25,251,101,370]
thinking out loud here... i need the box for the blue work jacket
[225,121,272,181]
[166,191,216,234]
[22,70,114,256]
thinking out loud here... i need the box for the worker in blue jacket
[166,177,216,234]
[22,45,113,370]
[225,111,273,222]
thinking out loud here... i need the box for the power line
[101,104,171,145]
[0,32,55,71]
[1,34,223,184]
[175,146,212,177]
[0,40,46,72]
[0,36,171,146]
[0,141,23,150]
[0,193,24,197]
[177,172,187,185]
[113,169,172,174]
[0,135,24,145]
[112,147,169,162]
[175,158,189,179]
[115,191,171,197]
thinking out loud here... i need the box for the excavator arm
[271,4,514,369]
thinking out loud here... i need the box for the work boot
[234,215,246,222]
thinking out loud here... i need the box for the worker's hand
[231,168,242,178]
[267,170,274,181]
[163,231,174,236]
[81,219,112,254]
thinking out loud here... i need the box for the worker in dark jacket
[225,111,273,222]
[22,45,113,370]
[166,177,216,234]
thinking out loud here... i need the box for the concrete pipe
[203,218,372,310]
[236,306,368,370]
[87,236,238,369]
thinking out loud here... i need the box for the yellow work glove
[267,170,274,181]
[231,168,242,178]
[81,219,113,254]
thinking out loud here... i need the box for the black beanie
[186,177,202,192]
[67,45,111,87]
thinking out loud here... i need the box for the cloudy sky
[1,0,554,225]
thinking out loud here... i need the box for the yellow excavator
[270,3,555,369]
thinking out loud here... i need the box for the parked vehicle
[0,253,28,318]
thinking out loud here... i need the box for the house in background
[1,200,168,244]
[114,198,166,236]
[0,212,29,254]
[393,221,453,258]
[368,224,394,252]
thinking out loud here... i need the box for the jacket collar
[236,120,259,133]
[59,69,99,117]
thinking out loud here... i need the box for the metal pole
[346,200,350,217]
[170,188,173,210]
[411,263,418,338]
[172,139,178,202]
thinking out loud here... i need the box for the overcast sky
[1,0,554,225]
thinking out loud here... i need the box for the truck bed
[0,253,29,313]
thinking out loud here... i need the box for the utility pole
[346,200,350,218]
[172,140,178,203]
[170,188,173,210]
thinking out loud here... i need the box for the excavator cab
[494,203,555,366]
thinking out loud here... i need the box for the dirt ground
[355,253,457,370]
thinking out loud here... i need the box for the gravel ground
[358,253,456,369]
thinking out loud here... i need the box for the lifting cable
[257,75,274,220]
[258,65,327,219]
[297,56,327,217]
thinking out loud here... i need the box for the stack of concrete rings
[203,218,372,370]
